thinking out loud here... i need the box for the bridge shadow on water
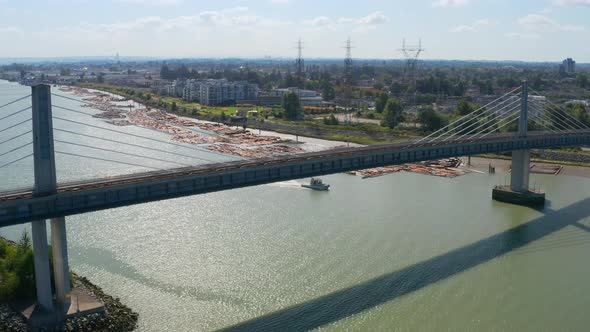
[219,197,590,331]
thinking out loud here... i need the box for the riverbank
[56,86,333,157]
[0,236,138,332]
[73,82,416,145]
[0,272,138,332]
[55,85,590,178]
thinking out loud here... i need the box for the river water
[1,80,590,331]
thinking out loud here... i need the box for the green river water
[1,80,590,331]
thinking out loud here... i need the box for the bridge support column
[31,220,54,312]
[51,217,71,309]
[510,149,530,193]
[493,81,545,206]
[31,84,71,320]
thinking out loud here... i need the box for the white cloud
[518,14,584,32]
[301,12,389,32]
[552,0,590,6]
[450,18,496,32]
[540,7,554,14]
[303,16,334,27]
[432,0,469,8]
[356,11,389,25]
[336,12,389,26]
[58,6,289,37]
[269,0,289,3]
[451,25,476,33]
[337,17,356,24]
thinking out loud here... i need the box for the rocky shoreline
[0,273,138,332]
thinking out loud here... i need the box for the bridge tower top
[518,80,528,138]
[32,84,57,196]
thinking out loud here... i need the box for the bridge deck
[0,131,589,227]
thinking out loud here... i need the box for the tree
[375,92,388,113]
[0,231,37,300]
[177,65,190,79]
[322,114,339,125]
[282,92,303,120]
[455,99,475,116]
[531,75,543,90]
[381,98,403,129]
[96,72,105,84]
[577,74,589,89]
[171,102,178,112]
[417,107,445,133]
[567,103,589,127]
[160,64,172,80]
[321,81,335,101]
[17,230,31,251]
[548,107,565,129]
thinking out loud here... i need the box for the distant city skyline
[0,0,589,62]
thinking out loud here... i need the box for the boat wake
[266,180,304,189]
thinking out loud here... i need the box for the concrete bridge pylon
[493,81,545,205]
[30,84,71,323]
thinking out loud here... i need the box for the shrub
[0,232,41,300]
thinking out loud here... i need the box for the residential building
[559,58,576,75]
[169,79,258,105]
[261,87,323,106]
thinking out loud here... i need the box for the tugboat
[301,178,330,191]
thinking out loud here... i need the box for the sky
[0,0,589,62]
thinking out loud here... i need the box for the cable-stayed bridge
[0,82,589,323]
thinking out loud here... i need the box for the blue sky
[0,0,589,61]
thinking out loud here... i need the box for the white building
[192,79,258,105]
[268,87,323,106]
[164,79,258,105]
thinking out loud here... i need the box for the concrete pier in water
[492,81,546,206]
